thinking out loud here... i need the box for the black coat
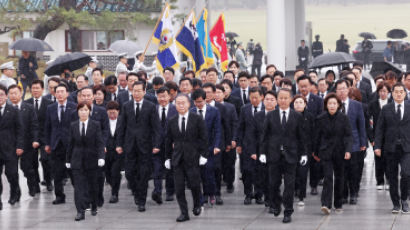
[18,55,38,81]
[314,111,353,160]
[368,99,385,143]
[117,91,158,109]
[25,97,53,145]
[71,105,109,145]
[0,104,24,160]
[19,102,39,150]
[66,120,105,170]
[224,94,242,116]
[358,81,372,104]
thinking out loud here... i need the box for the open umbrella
[370,61,403,78]
[309,52,356,69]
[387,29,407,39]
[44,52,91,76]
[225,32,239,39]
[359,32,376,39]
[10,38,53,52]
[108,40,141,58]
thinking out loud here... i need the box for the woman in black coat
[66,102,105,221]
[314,93,352,215]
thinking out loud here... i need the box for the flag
[175,10,206,75]
[152,3,179,73]
[210,13,228,71]
[196,9,214,67]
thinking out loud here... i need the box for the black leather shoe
[8,197,19,205]
[342,198,348,204]
[176,214,190,222]
[138,205,146,212]
[244,197,252,205]
[91,209,98,216]
[193,207,201,216]
[165,194,174,201]
[52,198,65,205]
[255,197,264,205]
[311,188,318,195]
[273,208,281,217]
[282,215,292,223]
[215,196,223,205]
[75,212,85,221]
[350,197,357,205]
[392,205,400,214]
[46,184,53,192]
[152,192,163,205]
[402,200,409,214]
[109,195,119,203]
[29,189,36,197]
[40,181,47,186]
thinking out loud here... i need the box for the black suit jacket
[66,120,105,170]
[306,93,323,117]
[19,102,39,150]
[225,94,242,116]
[314,111,353,160]
[25,97,53,145]
[117,99,161,155]
[223,101,239,144]
[44,93,56,103]
[358,81,372,104]
[71,105,109,145]
[165,112,208,167]
[236,104,260,156]
[231,87,249,105]
[0,104,24,160]
[117,91,158,109]
[368,99,384,143]
[260,109,307,164]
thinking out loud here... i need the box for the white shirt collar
[80,119,89,134]
[58,100,67,107]
[13,101,22,109]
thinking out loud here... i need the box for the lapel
[401,103,410,123]
[74,120,81,138]
[0,105,12,126]
[185,112,193,136]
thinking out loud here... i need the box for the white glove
[164,159,171,169]
[300,155,308,166]
[98,159,105,167]
[259,154,267,164]
[199,156,208,165]
[65,163,71,169]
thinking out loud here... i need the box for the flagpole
[142,2,168,58]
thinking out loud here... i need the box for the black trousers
[174,161,201,216]
[165,168,175,196]
[375,150,387,185]
[125,146,152,205]
[309,155,322,188]
[0,156,19,199]
[296,161,309,200]
[96,167,105,205]
[51,142,67,200]
[39,146,53,185]
[72,169,98,213]
[222,149,236,187]
[105,150,123,196]
[20,147,38,193]
[152,153,164,195]
[343,151,360,199]
[321,155,345,209]
[251,64,261,78]
[241,156,263,198]
[269,158,297,216]
[386,145,410,207]
[356,150,366,192]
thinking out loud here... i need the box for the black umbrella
[387,29,407,39]
[309,52,356,69]
[225,32,238,39]
[359,32,376,39]
[10,38,53,52]
[370,61,403,78]
[44,52,91,76]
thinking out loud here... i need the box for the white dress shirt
[0,103,5,115]
[279,107,290,123]
[12,101,22,110]
[80,119,89,136]
[342,98,349,115]
[58,100,68,121]
[178,111,189,132]
[197,104,207,120]
[158,104,169,120]
[109,119,117,136]
[379,98,388,109]
[252,102,263,116]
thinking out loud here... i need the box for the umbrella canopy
[309,52,356,69]
[225,32,239,39]
[44,52,91,76]
[10,38,53,52]
[108,40,141,58]
[387,29,407,39]
[359,32,376,39]
[370,61,403,78]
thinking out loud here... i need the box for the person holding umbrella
[361,38,373,70]
[18,51,38,99]
[115,53,129,77]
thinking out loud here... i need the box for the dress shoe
[193,207,201,216]
[215,196,224,205]
[109,195,119,203]
[75,212,85,221]
[91,209,98,216]
[392,206,400,214]
[244,196,252,205]
[349,197,357,205]
[152,192,163,205]
[402,200,409,214]
[29,189,36,197]
[138,205,146,212]
[310,188,318,195]
[40,181,47,186]
[255,197,264,205]
[282,215,292,223]
[8,196,19,205]
[227,185,234,193]
[97,198,104,207]
[52,198,65,205]
[176,214,190,222]
[46,184,53,192]
[273,208,281,217]
[165,194,174,201]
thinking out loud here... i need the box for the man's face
[273,75,282,87]
[31,83,44,98]
[76,76,88,89]
[261,78,273,91]
[277,90,291,110]
[176,96,190,115]
[132,84,145,102]
[179,80,193,94]
[48,81,59,95]
[352,69,361,82]
[263,94,277,111]
[169,89,177,102]
[392,85,406,103]
[118,74,127,88]
[249,77,258,88]
[298,79,311,97]
[194,97,205,110]
[318,80,328,93]
[203,87,214,103]
[238,77,248,89]
[200,71,207,81]
[3,69,14,77]
[55,86,68,103]
[127,76,138,90]
[89,62,97,69]
[163,70,174,82]
[157,91,170,107]
[223,73,234,82]
[249,91,262,107]
[335,82,349,100]
[266,67,276,76]
[405,76,410,90]
[0,89,7,106]
[92,71,103,86]
[8,87,22,104]
[153,83,163,91]
[106,84,117,94]
[206,71,218,84]
[107,109,119,120]
[214,89,224,103]
[309,73,318,83]
[184,72,194,79]
[229,65,239,75]
[81,89,94,105]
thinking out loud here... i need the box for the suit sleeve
[165,120,174,160]
[297,113,308,157]
[357,103,367,147]
[15,109,24,149]
[313,117,321,155]
[30,107,40,143]
[44,106,51,146]
[95,123,105,160]
[101,110,110,146]
[343,115,353,153]
[213,109,222,149]
[197,116,209,158]
[116,105,126,148]
[236,107,245,147]
[66,124,74,164]
[231,108,239,142]
[374,108,385,150]
[150,105,162,149]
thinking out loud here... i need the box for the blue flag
[196,9,214,67]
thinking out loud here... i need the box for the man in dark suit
[221,79,242,116]
[0,84,24,210]
[237,87,265,205]
[335,79,366,205]
[116,81,161,212]
[44,77,60,103]
[231,71,250,106]
[292,69,305,95]
[147,76,164,97]
[25,80,54,192]
[68,74,89,103]
[164,94,208,222]
[151,86,178,204]
[117,73,157,109]
[191,88,222,206]
[259,88,308,223]
[352,67,372,104]
[104,75,124,102]
[8,85,40,197]
[45,83,77,204]
[375,83,410,214]
[317,78,330,99]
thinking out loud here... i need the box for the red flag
[210,14,228,71]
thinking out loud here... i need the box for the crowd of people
[1,55,410,224]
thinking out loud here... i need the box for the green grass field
[211,3,410,51]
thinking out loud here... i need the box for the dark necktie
[281,111,286,128]
[135,103,140,121]
[161,107,166,127]
[181,117,186,136]
[199,109,204,119]
[242,90,247,104]
[35,99,39,111]
[14,104,18,110]
[320,93,324,98]
[254,106,258,115]
[113,93,117,101]
[60,105,65,123]
[397,104,402,121]
[81,122,86,137]
[341,102,346,114]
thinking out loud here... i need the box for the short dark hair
[294,69,305,75]
[152,76,164,86]
[318,78,329,85]
[323,92,341,112]
[202,83,216,92]
[249,86,262,96]
[0,84,7,95]
[403,71,410,80]
[376,82,391,93]
[223,70,234,77]
[179,77,193,86]
[55,83,68,92]
[228,60,239,68]
[76,74,88,81]
[132,81,146,91]
[278,88,292,96]
[352,66,362,73]
[325,70,336,78]
[392,82,405,92]
[264,90,277,99]
[92,84,106,96]
[273,70,284,79]
[8,84,21,92]
[92,68,103,76]
[296,75,312,84]
[156,86,170,95]
[215,84,225,92]
[238,71,249,80]
[280,78,292,87]
[206,67,218,75]
[221,79,233,89]
[260,74,273,83]
[104,75,117,86]
[163,67,175,75]
[184,70,195,78]
[192,88,206,100]
[136,70,148,80]
[266,64,277,71]
[106,100,120,111]
[31,79,44,89]
[192,78,202,88]
[126,72,139,81]
[77,101,91,111]
[308,70,318,76]
[164,81,178,91]
[48,77,60,84]
[334,79,349,89]
[387,41,392,45]
[385,70,398,81]
[374,75,385,83]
